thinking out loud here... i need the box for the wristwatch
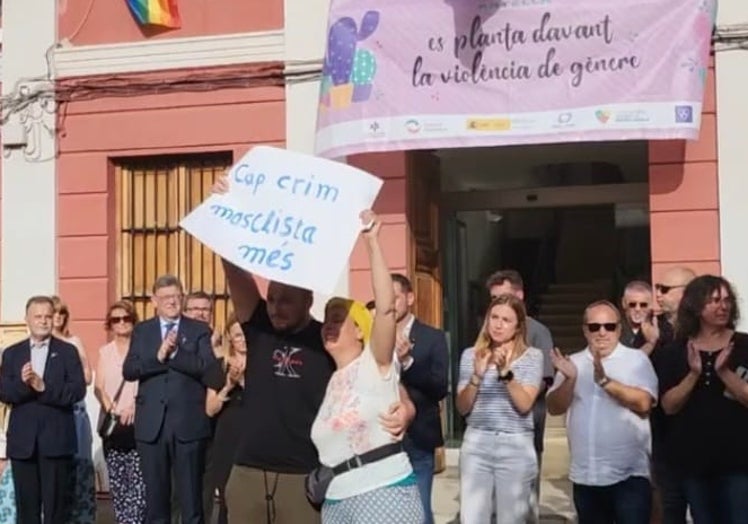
[498,370,514,383]
[597,376,611,388]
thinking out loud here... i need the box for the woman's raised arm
[362,210,396,368]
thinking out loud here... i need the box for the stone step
[540,303,587,315]
[552,337,586,354]
[548,281,611,293]
[541,429,571,481]
[536,313,580,326]
[540,292,602,305]
[543,324,581,337]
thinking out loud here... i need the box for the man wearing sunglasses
[620,281,653,349]
[547,300,658,524]
[643,267,695,524]
[640,267,695,358]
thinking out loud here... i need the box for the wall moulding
[53,30,285,78]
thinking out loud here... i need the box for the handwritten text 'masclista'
[209,166,342,272]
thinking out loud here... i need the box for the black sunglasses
[586,322,618,333]
[110,315,134,324]
[655,283,685,294]
[627,302,649,309]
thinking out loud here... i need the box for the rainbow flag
[126,0,181,29]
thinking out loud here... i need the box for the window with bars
[114,153,233,329]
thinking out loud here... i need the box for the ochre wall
[56,66,285,361]
[649,59,720,281]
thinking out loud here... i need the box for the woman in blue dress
[52,296,97,523]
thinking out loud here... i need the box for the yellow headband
[326,297,373,345]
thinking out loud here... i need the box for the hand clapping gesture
[592,350,607,384]
[687,341,702,375]
[473,350,492,380]
[550,348,577,380]
[157,329,178,362]
[21,362,45,392]
[493,346,510,372]
[395,332,413,364]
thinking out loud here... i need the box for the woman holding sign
[310,210,424,523]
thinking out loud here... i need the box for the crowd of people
[0,174,746,524]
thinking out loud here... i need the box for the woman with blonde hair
[50,295,96,523]
[204,313,248,524]
[310,210,423,523]
[456,294,544,524]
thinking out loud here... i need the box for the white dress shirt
[548,344,658,486]
[400,314,416,371]
[30,337,51,378]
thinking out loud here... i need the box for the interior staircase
[535,279,613,354]
[535,279,612,435]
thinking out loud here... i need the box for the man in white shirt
[547,300,658,524]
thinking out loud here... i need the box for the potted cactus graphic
[319,75,333,109]
[322,10,380,109]
[351,49,377,102]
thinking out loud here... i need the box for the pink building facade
[0,0,745,362]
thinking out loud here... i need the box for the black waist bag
[305,442,403,509]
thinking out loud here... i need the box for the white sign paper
[180,146,383,295]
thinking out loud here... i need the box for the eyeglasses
[586,323,618,333]
[655,284,685,294]
[627,302,649,309]
[110,315,134,324]
[155,294,182,303]
[185,306,212,313]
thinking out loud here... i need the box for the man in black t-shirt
[218,261,414,523]
[643,267,695,524]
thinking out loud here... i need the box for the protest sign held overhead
[180,146,383,295]
[315,0,715,158]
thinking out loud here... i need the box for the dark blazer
[401,319,449,451]
[123,316,215,443]
[0,337,86,460]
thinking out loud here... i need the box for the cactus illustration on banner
[320,10,380,110]
[352,49,377,102]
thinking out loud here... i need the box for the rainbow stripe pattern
[126,0,181,29]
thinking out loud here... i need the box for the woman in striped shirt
[456,294,544,524]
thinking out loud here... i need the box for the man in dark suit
[123,275,215,524]
[0,295,86,524]
[391,273,449,524]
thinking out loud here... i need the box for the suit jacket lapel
[42,337,56,383]
[151,317,164,353]
[22,339,32,377]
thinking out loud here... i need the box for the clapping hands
[21,362,45,392]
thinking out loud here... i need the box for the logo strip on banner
[314,0,715,158]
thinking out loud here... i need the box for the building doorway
[411,140,652,443]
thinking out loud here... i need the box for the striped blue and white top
[458,346,544,433]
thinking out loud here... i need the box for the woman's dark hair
[676,275,739,339]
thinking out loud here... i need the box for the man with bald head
[640,267,696,356]
[547,301,658,524]
[643,266,695,524]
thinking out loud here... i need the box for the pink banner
[314,0,715,158]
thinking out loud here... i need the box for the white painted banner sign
[180,146,383,295]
